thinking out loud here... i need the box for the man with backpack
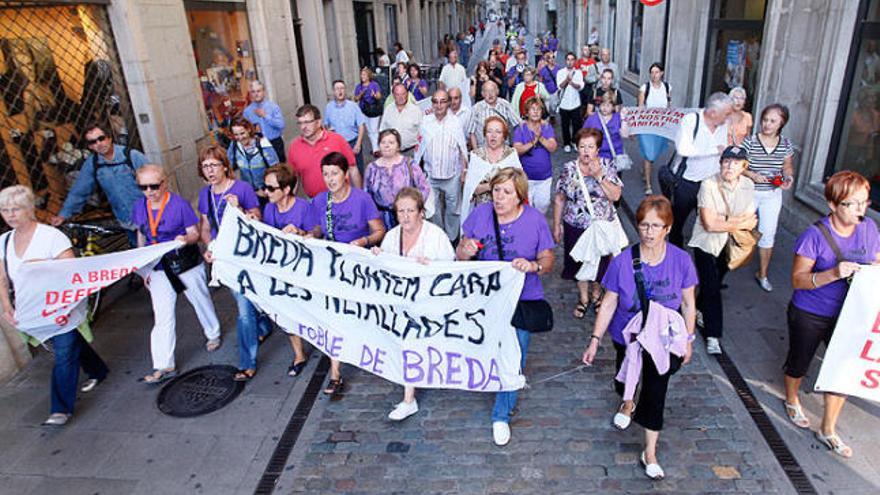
[660,92,734,247]
[51,122,148,246]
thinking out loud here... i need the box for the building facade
[601,0,879,231]
[0,0,476,382]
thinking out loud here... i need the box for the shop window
[826,0,880,212]
[702,0,767,112]
[628,0,643,75]
[184,1,257,143]
[0,3,140,218]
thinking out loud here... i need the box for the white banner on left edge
[814,265,880,403]
[14,241,180,342]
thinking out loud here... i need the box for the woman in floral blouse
[552,127,623,319]
[364,129,431,229]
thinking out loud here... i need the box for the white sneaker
[564,145,571,153]
[492,421,511,446]
[706,337,722,355]
[756,275,773,292]
[42,413,71,426]
[388,400,419,421]
[80,378,100,393]
[612,404,634,430]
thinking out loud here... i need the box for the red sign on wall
[641,0,664,6]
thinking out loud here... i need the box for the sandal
[287,360,306,377]
[323,377,344,395]
[206,337,221,352]
[783,401,810,429]
[233,369,256,382]
[573,301,589,319]
[815,431,853,458]
[139,369,177,385]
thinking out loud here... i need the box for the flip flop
[573,301,589,319]
[234,369,256,382]
[139,369,177,385]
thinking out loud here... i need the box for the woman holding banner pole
[372,187,455,420]
[197,146,269,383]
[307,151,386,395]
[133,164,221,385]
[457,167,555,447]
[259,165,311,377]
[783,171,880,458]
[0,185,109,427]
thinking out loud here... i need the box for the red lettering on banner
[71,273,83,284]
[859,339,880,362]
[861,369,880,389]
[86,266,136,283]
[871,311,880,334]
[44,286,102,307]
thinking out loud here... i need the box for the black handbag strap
[814,219,845,264]
[2,233,13,298]
[631,243,650,330]
[492,208,505,260]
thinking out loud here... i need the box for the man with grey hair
[243,80,287,161]
[380,83,423,154]
[665,91,734,247]
[465,80,521,149]
[595,48,619,87]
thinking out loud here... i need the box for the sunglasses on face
[87,135,109,145]
[264,185,283,193]
[138,182,163,191]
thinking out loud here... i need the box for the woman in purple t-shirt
[783,171,880,458]
[133,164,221,384]
[457,168,555,447]
[354,67,384,153]
[583,196,697,480]
[582,91,628,161]
[306,151,386,395]
[512,96,558,214]
[260,165,311,378]
[197,146,269,382]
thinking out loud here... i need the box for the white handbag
[570,163,629,281]
[599,114,633,171]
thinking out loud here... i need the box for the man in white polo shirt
[667,92,734,247]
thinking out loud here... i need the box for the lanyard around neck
[147,192,171,244]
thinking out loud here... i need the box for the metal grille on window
[0,3,140,220]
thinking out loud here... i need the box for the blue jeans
[231,290,273,370]
[50,330,109,415]
[491,328,531,423]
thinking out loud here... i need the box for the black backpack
[643,81,671,104]
[91,146,135,181]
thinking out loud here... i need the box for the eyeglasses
[201,162,223,170]
[86,135,109,145]
[264,185,282,193]
[840,199,871,209]
[138,182,163,191]
[638,222,667,232]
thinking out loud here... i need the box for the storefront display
[184,1,257,146]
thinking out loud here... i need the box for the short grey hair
[705,92,734,111]
[136,163,167,181]
[728,86,747,99]
[0,185,36,219]
[249,80,265,90]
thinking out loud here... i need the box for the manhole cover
[156,365,244,417]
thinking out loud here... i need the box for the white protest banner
[14,241,180,342]
[621,107,700,140]
[814,265,880,402]
[211,208,527,392]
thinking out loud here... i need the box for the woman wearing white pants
[354,67,385,155]
[741,104,795,292]
[132,164,221,384]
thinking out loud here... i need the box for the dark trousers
[693,248,729,339]
[269,137,286,163]
[347,138,365,176]
[669,177,701,248]
[559,107,581,147]
[50,330,109,415]
[613,342,682,431]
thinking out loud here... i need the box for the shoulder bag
[492,208,553,333]
[631,243,651,332]
[658,112,700,201]
[599,114,632,171]
[814,218,854,287]
[719,182,761,270]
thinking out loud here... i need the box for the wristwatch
[535,262,543,273]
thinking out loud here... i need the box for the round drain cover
[156,365,244,417]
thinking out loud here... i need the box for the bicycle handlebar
[62,222,130,236]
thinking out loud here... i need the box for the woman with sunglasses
[260,165,311,377]
[306,151,386,395]
[132,164,221,384]
[783,171,879,458]
[198,146,270,382]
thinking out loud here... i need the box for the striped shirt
[465,98,522,147]
[742,133,794,191]
[415,113,468,180]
